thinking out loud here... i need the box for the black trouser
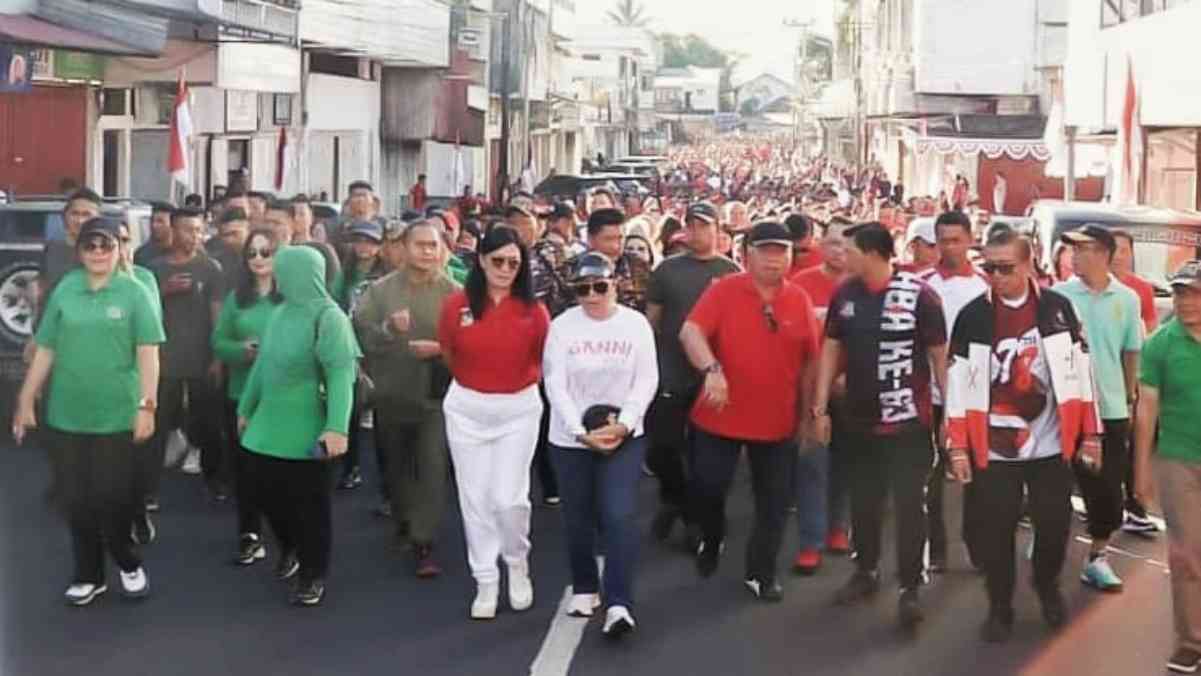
[974,456,1073,615]
[53,429,142,584]
[140,376,226,500]
[223,398,261,537]
[926,405,947,559]
[1075,419,1130,540]
[244,450,334,581]
[534,384,559,500]
[691,428,794,581]
[646,388,697,520]
[848,425,933,589]
[338,404,390,497]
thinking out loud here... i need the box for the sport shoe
[291,578,325,606]
[833,570,879,606]
[1038,586,1067,628]
[792,548,822,576]
[131,512,156,546]
[826,528,851,555]
[471,582,499,620]
[508,561,533,611]
[543,495,561,507]
[651,507,679,542]
[234,533,266,566]
[567,592,601,618]
[373,498,393,519]
[744,576,784,603]
[64,583,107,606]
[1122,510,1160,536]
[898,588,924,628]
[180,448,201,475]
[1081,554,1123,592]
[695,539,724,578]
[414,544,442,578]
[144,495,160,513]
[338,467,363,491]
[1168,647,1201,673]
[602,605,636,638]
[275,551,299,581]
[119,567,150,598]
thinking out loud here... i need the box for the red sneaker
[792,548,822,576]
[826,528,851,555]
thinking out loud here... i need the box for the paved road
[0,440,1178,676]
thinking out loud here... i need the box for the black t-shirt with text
[826,271,946,434]
[151,252,224,379]
[647,253,740,393]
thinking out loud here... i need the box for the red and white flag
[1117,55,1142,204]
[167,71,193,188]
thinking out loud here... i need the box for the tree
[606,0,650,27]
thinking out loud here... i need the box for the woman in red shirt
[438,227,550,621]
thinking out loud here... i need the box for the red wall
[0,85,87,195]
[977,155,1104,215]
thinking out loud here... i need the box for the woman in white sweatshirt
[542,252,659,639]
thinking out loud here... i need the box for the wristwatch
[137,397,157,412]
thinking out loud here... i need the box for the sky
[574,0,837,85]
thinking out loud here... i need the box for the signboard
[54,51,104,81]
[226,90,259,132]
[0,46,33,93]
[458,28,481,48]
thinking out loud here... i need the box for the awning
[902,114,1053,161]
[0,13,160,56]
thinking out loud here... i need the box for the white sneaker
[119,567,150,598]
[471,583,499,620]
[567,592,601,618]
[602,605,636,638]
[180,448,201,475]
[64,583,107,606]
[508,562,534,612]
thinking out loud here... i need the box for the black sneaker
[1169,647,1201,673]
[373,498,393,519]
[651,507,679,542]
[981,612,1015,643]
[275,551,299,581]
[234,533,266,566]
[338,467,363,491]
[898,588,924,628]
[744,576,783,603]
[1038,586,1067,628]
[695,539,724,578]
[130,512,156,546]
[291,578,325,606]
[833,570,880,606]
[144,495,160,513]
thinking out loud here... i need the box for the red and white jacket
[944,281,1103,469]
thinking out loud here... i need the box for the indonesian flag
[167,72,193,187]
[1117,55,1142,204]
[274,126,288,191]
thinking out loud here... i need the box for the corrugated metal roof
[0,12,158,55]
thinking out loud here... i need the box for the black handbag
[582,404,622,433]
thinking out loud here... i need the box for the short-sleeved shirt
[1116,271,1158,333]
[1140,318,1201,463]
[151,253,225,379]
[687,273,819,442]
[826,271,947,434]
[647,254,740,393]
[1054,276,1142,420]
[36,270,165,433]
[790,265,840,339]
[438,291,550,394]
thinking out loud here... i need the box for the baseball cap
[347,219,383,243]
[905,217,937,246]
[572,252,615,280]
[549,201,574,220]
[746,221,793,248]
[686,201,718,224]
[1059,223,1117,254]
[1169,260,1201,289]
[784,213,812,241]
[78,216,121,242]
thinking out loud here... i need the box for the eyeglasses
[488,256,522,272]
[80,238,115,253]
[247,247,274,260]
[572,281,611,297]
[762,304,779,333]
[981,262,1017,276]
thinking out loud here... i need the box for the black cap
[573,252,615,280]
[550,201,574,220]
[78,216,121,242]
[746,221,793,248]
[1060,223,1117,254]
[347,219,383,243]
[1170,260,1201,289]
[686,201,718,224]
[784,213,812,240]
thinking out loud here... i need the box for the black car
[533,175,624,201]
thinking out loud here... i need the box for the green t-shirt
[1140,318,1201,463]
[1054,276,1143,419]
[446,255,469,285]
[36,269,165,434]
[211,290,279,401]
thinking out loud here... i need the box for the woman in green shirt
[236,245,360,607]
[212,228,283,567]
[13,216,164,606]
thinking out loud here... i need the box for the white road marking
[529,558,604,676]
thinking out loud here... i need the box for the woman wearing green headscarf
[236,245,361,607]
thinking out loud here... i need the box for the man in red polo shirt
[680,221,820,602]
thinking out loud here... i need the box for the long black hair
[235,227,284,308]
[465,226,535,320]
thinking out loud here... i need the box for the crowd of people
[14,136,1201,673]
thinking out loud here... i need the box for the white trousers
[443,382,543,584]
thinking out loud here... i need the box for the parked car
[533,175,623,202]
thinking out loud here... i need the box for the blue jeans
[795,446,830,550]
[551,436,647,609]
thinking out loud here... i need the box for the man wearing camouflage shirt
[503,204,572,317]
[581,208,651,313]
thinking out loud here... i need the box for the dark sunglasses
[247,247,274,260]
[488,255,522,272]
[80,238,115,253]
[981,262,1017,276]
[762,304,778,333]
[573,281,611,297]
